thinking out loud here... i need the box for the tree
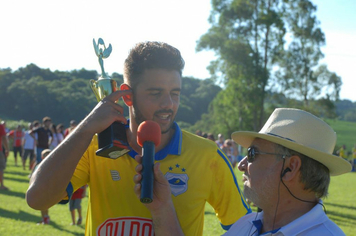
[275,0,341,109]
[197,0,286,131]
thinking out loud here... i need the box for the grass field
[1,153,356,235]
[326,119,356,154]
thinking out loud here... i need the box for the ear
[120,84,133,106]
[282,155,302,181]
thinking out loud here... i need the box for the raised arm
[26,90,132,210]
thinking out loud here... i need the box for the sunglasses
[247,146,286,163]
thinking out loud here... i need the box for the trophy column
[90,38,129,159]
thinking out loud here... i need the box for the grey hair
[275,145,330,198]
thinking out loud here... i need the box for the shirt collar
[127,121,182,160]
[250,200,326,236]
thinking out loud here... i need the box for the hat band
[267,133,296,142]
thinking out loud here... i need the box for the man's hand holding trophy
[90,38,130,158]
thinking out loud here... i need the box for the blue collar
[252,219,281,235]
[128,122,182,161]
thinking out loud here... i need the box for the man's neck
[261,197,317,233]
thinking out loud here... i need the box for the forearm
[26,123,94,210]
[151,203,184,236]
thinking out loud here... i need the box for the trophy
[90,38,129,158]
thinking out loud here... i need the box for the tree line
[0,64,355,136]
[2,0,356,138]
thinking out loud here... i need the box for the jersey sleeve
[61,136,95,202]
[207,148,251,229]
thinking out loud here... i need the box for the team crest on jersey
[165,170,189,197]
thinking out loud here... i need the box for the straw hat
[231,108,351,176]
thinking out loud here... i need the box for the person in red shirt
[69,185,86,225]
[64,120,77,138]
[7,125,24,167]
[0,121,9,190]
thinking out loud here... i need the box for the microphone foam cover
[137,120,161,147]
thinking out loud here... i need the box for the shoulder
[225,213,257,235]
[182,130,218,149]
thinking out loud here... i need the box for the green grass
[326,119,356,154]
[1,154,356,235]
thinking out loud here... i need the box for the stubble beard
[132,102,175,134]
[243,176,276,209]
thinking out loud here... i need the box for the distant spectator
[1,121,8,159]
[0,120,9,190]
[215,133,225,150]
[207,133,215,142]
[57,124,65,136]
[69,185,86,225]
[195,130,202,137]
[64,120,77,138]
[29,149,52,224]
[7,125,25,167]
[49,124,63,150]
[222,139,237,168]
[22,122,36,170]
[30,117,53,164]
[337,144,347,159]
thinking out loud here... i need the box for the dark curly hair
[123,41,185,89]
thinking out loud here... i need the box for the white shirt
[23,131,35,150]
[223,200,345,236]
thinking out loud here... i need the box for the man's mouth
[157,114,170,120]
[155,110,173,121]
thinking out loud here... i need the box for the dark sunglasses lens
[247,147,255,162]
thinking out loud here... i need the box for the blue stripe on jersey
[66,182,74,199]
[59,182,74,204]
[217,149,252,214]
[128,122,182,160]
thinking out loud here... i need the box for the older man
[133,108,351,236]
[224,108,351,235]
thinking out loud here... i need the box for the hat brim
[232,131,352,176]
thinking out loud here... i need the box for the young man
[30,117,53,164]
[133,108,352,235]
[26,42,251,235]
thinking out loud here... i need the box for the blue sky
[0,0,355,101]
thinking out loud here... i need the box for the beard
[132,99,176,134]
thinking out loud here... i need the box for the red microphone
[137,120,161,203]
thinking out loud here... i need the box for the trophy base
[96,122,130,159]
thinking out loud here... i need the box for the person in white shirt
[23,123,36,170]
[133,108,352,236]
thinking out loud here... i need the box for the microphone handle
[140,141,155,203]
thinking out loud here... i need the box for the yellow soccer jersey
[67,123,251,235]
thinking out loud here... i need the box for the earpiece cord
[279,155,327,214]
[280,180,327,214]
[247,211,259,236]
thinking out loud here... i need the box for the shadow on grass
[0,189,26,198]
[6,176,31,183]
[0,208,84,235]
[204,211,216,216]
[325,202,356,211]
[5,170,31,177]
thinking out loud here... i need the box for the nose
[238,156,248,172]
[160,92,174,109]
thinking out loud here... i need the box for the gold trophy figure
[90,38,129,158]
